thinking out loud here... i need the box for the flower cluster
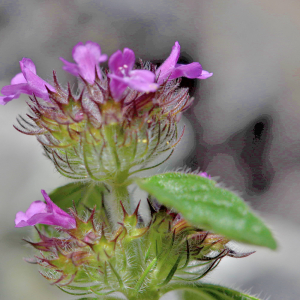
[15,190,76,229]
[3,41,265,300]
[1,41,212,184]
[18,191,250,299]
[1,41,211,105]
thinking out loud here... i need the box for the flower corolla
[0,58,55,105]
[156,41,213,84]
[60,41,107,84]
[1,41,212,105]
[108,48,158,99]
[15,190,76,229]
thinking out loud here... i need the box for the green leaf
[136,173,276,249]
[49,182,105,213]
[161,282,261,300]
[77,297,124,300]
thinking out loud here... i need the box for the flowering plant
[1,41,276,300]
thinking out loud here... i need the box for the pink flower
[108,48,158,100]
[198,171,211,179]
[15,190,76,229]
[0,58,56,105]
[156,41,213,84]
[60,41,107,84]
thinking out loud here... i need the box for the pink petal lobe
[0,82,30,105]
[22,68,55,100]
[130,70,156,82]
[85,41,106,62]
[41,190,63,215]
[122,48,135,72]
[170,62,203,80]
[20,58,37,75]
[60,57,80,77]
[14,190,76,229]
[108,50,123,74]
[109,75,128,99]
[11,73,27,85]
[15,201,47,227]
[72,41,106,84]
[61,42,107,83]
[1,83,32,96]
[0,94,17,105]
[127,70,158,92]
[15,211,29,226]
[127,79,158,92]
[156,41,181,83]
[25,200,47,218]
[197,70,213,79]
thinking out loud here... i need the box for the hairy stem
[103,183,130,229]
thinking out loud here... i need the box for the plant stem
[104,183,130,228]
[104,124,120,171]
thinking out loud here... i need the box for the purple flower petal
[108,48,157,99]
[1,83,31,97]
[126,70,158,92]
[108,48,135,76]
[15,201,46,227]
[108,50,123,75]
[11,73,27,85]
[109,70,158,99]
[109,75,129,99]
[169,63,203,80]
[156,41,180,83]
[22,66,55,99]
[0,58,56,105]
[0,82,35,105]
[59,57,80,77]
[20,58,37,74]
[156,41,213,84]
[15,190,76,229]
[197,70,213,79]
[0,94,18,105]
[121,48,135,73]
[83,41,108,63]
[61,41,107,84]
[19,58,56,99]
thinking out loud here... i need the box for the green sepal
[49,182,105,213]
[136,172,277,249]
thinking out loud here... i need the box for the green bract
[136,172,277,250]
[49,182,105,213]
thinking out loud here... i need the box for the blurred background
[1,0,300,299]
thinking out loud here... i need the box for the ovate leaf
[49,182,104,213]
[136,173,276,249]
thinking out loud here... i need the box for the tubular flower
[108,48,158,99]
[60,41,107,84]
[156,41,213,84]
[15,190,76,229]
[2,41,212,183]
[21,200,252,298]
[0,58,55,104]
